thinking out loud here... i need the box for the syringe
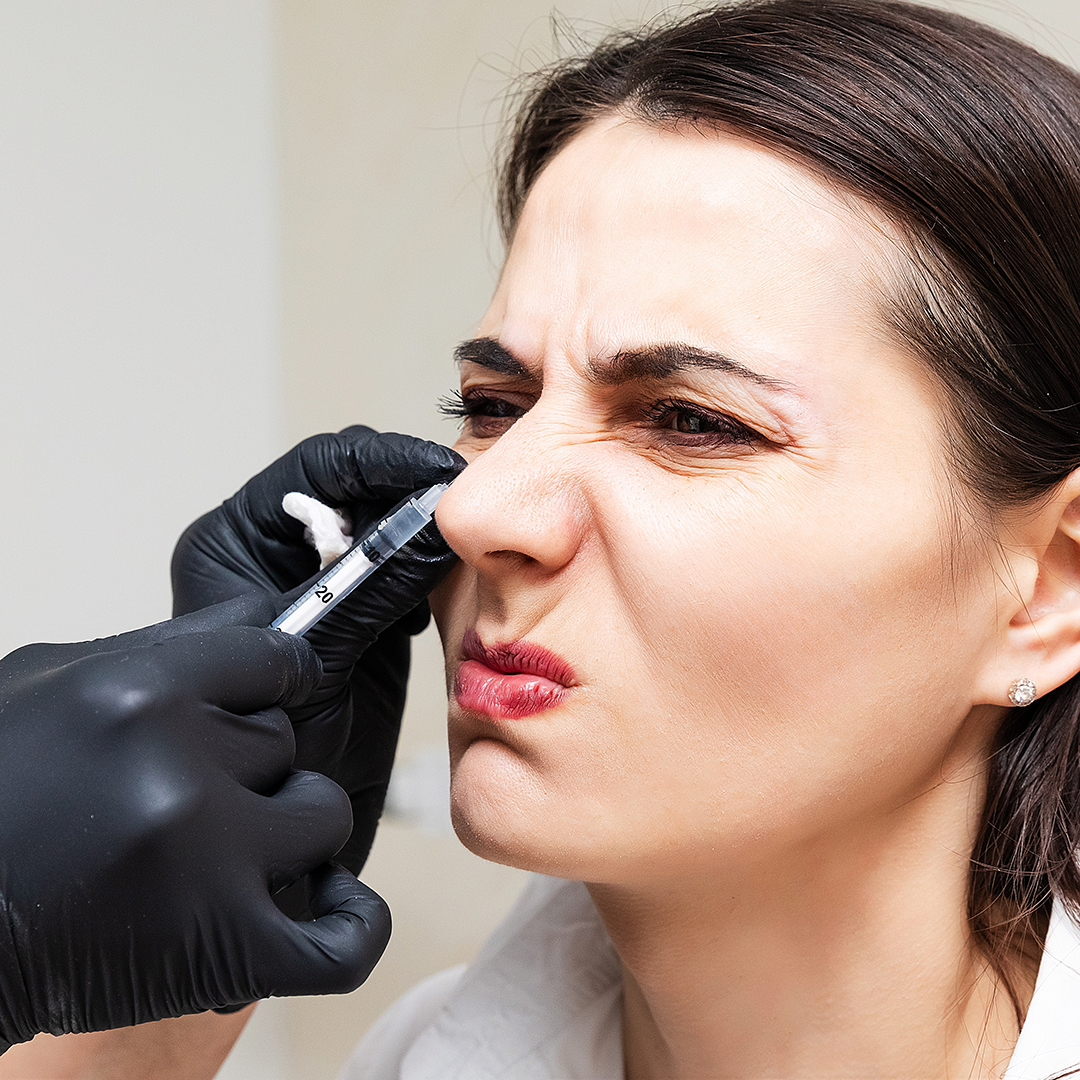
[271,482,450,637]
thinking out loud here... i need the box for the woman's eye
[643,399,759,447]
[438,390,528,438]
[674,411,707,434]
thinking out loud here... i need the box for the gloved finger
[105,592,280,650]
[157,591,282,636]
[114,624,322,715]
[171,433,465,616]
[279,427,465,513]
[15,593,283,665]
[301,521,457,675]
[226,429,463,595]
[211,707,296,793]
[296,625,411,872]
[258,770,353,893]
[259,864,391,997]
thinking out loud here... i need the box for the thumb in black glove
[0,594,391,1053]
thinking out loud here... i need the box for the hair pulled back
[497,0,1080,1011]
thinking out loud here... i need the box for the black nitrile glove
[0,594,391,1054]
[171,427,465,885]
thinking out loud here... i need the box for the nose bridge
[436,409,588,572]
[478,404,580,498]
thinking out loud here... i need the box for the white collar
[400,876,622,1079]
[401,877,1080,1080]
[1004,896,1080,1079]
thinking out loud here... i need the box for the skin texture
[431,116,1080,1078]
[0,1010,252,1080]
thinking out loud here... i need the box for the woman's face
[431,116,1008,886]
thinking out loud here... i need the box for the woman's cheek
[428,559,471,642]
[451,431,490,463]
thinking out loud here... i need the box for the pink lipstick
[454,629,576,720]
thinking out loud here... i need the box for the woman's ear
[975,470,1080,706]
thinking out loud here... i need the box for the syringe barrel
[359,498,432,565]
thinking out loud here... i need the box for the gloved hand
[171,426,465,882]
[0,594,391,1054]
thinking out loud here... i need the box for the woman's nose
[435,420,587,579]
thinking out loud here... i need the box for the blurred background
[0,0,1077,1076]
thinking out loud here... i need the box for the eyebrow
[454,338,531,377]
[453,337,796,393]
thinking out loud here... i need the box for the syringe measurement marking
[299,540,378,608]
[309,533,387,605]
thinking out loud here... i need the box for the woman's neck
[588,776,1034,1080]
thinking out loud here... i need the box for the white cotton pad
[281,492,354,569]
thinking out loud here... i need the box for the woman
[342,1,1080,1077]
[9,1,1080,1077]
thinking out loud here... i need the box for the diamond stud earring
[1008,678,1037,707]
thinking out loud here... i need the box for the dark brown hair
[497,0,1080,1016]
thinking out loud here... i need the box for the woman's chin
[448,736,591,878]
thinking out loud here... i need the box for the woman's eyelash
[437,389,469,420]
[438,389,526,422]
[641,398,759,445]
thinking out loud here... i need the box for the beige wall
[0,0,281,660]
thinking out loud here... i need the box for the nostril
[475,549,546,578]
[489,549,538,566]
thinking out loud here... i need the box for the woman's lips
[454,629,576,720]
